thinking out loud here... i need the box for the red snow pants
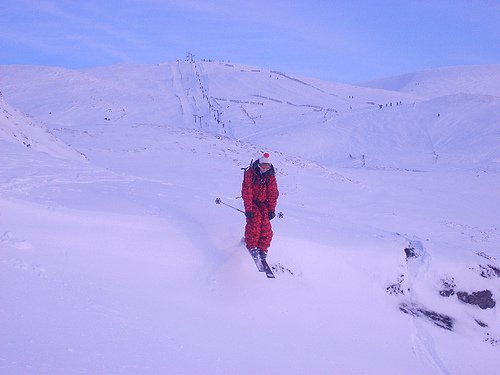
[245,203,273,252]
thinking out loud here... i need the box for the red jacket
[242,161,279,213]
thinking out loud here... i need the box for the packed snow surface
[1,61,499,374]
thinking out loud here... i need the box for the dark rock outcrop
[386,274,406,296]
[404,246,418,259]
[478,264,500,279]
[456,290,496,309]
[399,302,454,331]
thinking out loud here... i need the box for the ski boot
[249,247,260,260]
[258,249,267,262]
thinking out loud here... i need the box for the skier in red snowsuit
[242,153,279,261]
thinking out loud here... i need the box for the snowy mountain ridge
[0,96,86,162]
[1,61,498,171]
[359,64,500,99]
[1,61,499,374]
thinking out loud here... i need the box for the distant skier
[242,152,279,262]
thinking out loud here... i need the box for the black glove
[268,211,276,220]
[245,211,254,219]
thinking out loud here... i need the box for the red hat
[259,152,271,164]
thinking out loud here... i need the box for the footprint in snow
[0,232,32,250]
[1,258,48,278]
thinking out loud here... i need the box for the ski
[248,248,264,272]
[261,259,275,279]
[246,248,275,278]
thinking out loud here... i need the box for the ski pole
[215,198,245,214]
[215,198,284,218]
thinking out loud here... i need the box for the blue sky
[1,0,499,83]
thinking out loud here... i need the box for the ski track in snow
[403,240,450,375]
[411,320,450,375]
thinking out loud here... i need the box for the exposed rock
[456,290,496,309]
[475,319,488,328]
[478,264,500,279]
[386,274,406,296]
[484,333,500,346]
[404,246,418,259]
[404,240,425,260]
[399,302,454,331]
[476,251,496,261]
[439,277,456,297]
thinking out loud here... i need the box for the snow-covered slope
[0,64,186,129]
[358,64,500,99]
[2,62,498,170]
[0,96,86,161]
[1,61,499,374]
[257,92,500,170]
[0,62,422,134]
